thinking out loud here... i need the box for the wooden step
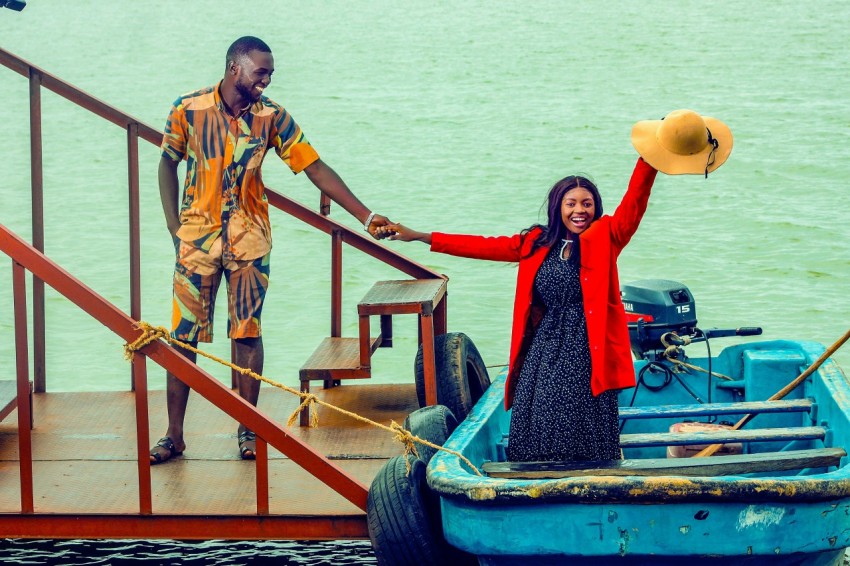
[620,426,826,448]
[619,399,813,420]
[482,447,846,479]
[299,336,381,382]
[357,279,447,316]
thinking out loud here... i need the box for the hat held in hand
[631,109,732,176]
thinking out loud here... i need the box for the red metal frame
[0,225,370,511]
[13,261,34,513]
[0,45,448,529]
[0,514,368,540]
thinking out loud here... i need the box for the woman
[384,110,732,462]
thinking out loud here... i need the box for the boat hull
[428,340,850,564]
[442,497,847,565]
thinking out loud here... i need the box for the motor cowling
[620,279,697,359]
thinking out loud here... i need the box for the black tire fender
[403,405,458,465]
[367,455,476,566]
[414,332,490,420]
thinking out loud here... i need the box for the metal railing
[0,46,444,518]
[0,46,442,393]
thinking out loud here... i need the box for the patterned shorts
[170,238,270,343]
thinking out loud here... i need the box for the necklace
[559,238,573,261]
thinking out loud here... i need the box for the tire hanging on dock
[403,404,459,465]
[367,454,476,566]
[414,332,490,420]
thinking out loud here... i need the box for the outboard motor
[620,279,762,361]
[621,279,697,360]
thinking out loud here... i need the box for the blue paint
[427,340,850,565]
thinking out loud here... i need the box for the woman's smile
[561,187,596,234]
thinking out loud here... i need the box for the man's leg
[150,345,197,462]
[225,250,270,459]
[151,238,221,463]
[234,336,263,458]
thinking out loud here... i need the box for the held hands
[366,214,393,240]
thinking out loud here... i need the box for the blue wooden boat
[424,282,850,565]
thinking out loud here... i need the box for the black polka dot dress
[506,241,621,462]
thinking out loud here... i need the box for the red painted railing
[0,46,443,517]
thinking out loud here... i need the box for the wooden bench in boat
[619,398,813,420]
[482,447,847,478]
[620,425,826,448]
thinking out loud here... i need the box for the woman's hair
[523,175,603,257]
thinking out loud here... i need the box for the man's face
[233,50,274,103]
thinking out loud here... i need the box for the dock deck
[0,382,419,540]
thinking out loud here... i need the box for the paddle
[693,328,850,458]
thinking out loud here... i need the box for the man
[150,36,391,463]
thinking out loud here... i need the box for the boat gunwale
[428,340,850,504]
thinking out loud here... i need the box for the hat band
[705,128,719,178]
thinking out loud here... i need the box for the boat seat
[482,447,846,478]
[620,425,826,448]
[619,398,813,420]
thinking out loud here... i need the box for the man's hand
[366,214,393,240]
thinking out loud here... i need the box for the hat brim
[631,116,733,175]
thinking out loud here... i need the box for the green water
[1,0,849,393]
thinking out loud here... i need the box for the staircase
[299,278,447,426]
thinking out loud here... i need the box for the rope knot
[287,393,320,428]
[390,421,420,462]
[123,322,170,360]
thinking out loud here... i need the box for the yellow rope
[124,321,482,476]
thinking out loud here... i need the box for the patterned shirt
[161,82,319,260]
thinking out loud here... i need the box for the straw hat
[631,109,733,176]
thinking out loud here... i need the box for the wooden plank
[482,448,846,479]
[620,426,826,448]
[0,381,17,422]
[619,398,813,420]
[299,337,380,381]
[357,279,446,316]
[0,384,419,538]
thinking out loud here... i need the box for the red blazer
[431,158,658,409]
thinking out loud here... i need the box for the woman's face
[561,187,596,234]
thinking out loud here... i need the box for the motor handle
[661,327,763,347]
[703,327,763,339]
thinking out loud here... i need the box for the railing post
[331,230,343,338]
[13,261,34,513]
[132,354,152,514]
[256,436,269,515]
[127,121,152,512]
[28,68,46,393]
[127,123,142,391]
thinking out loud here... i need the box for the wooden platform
[0,382,420,540]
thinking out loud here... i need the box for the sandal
[150,436,183,465]
[238,430,256,460]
